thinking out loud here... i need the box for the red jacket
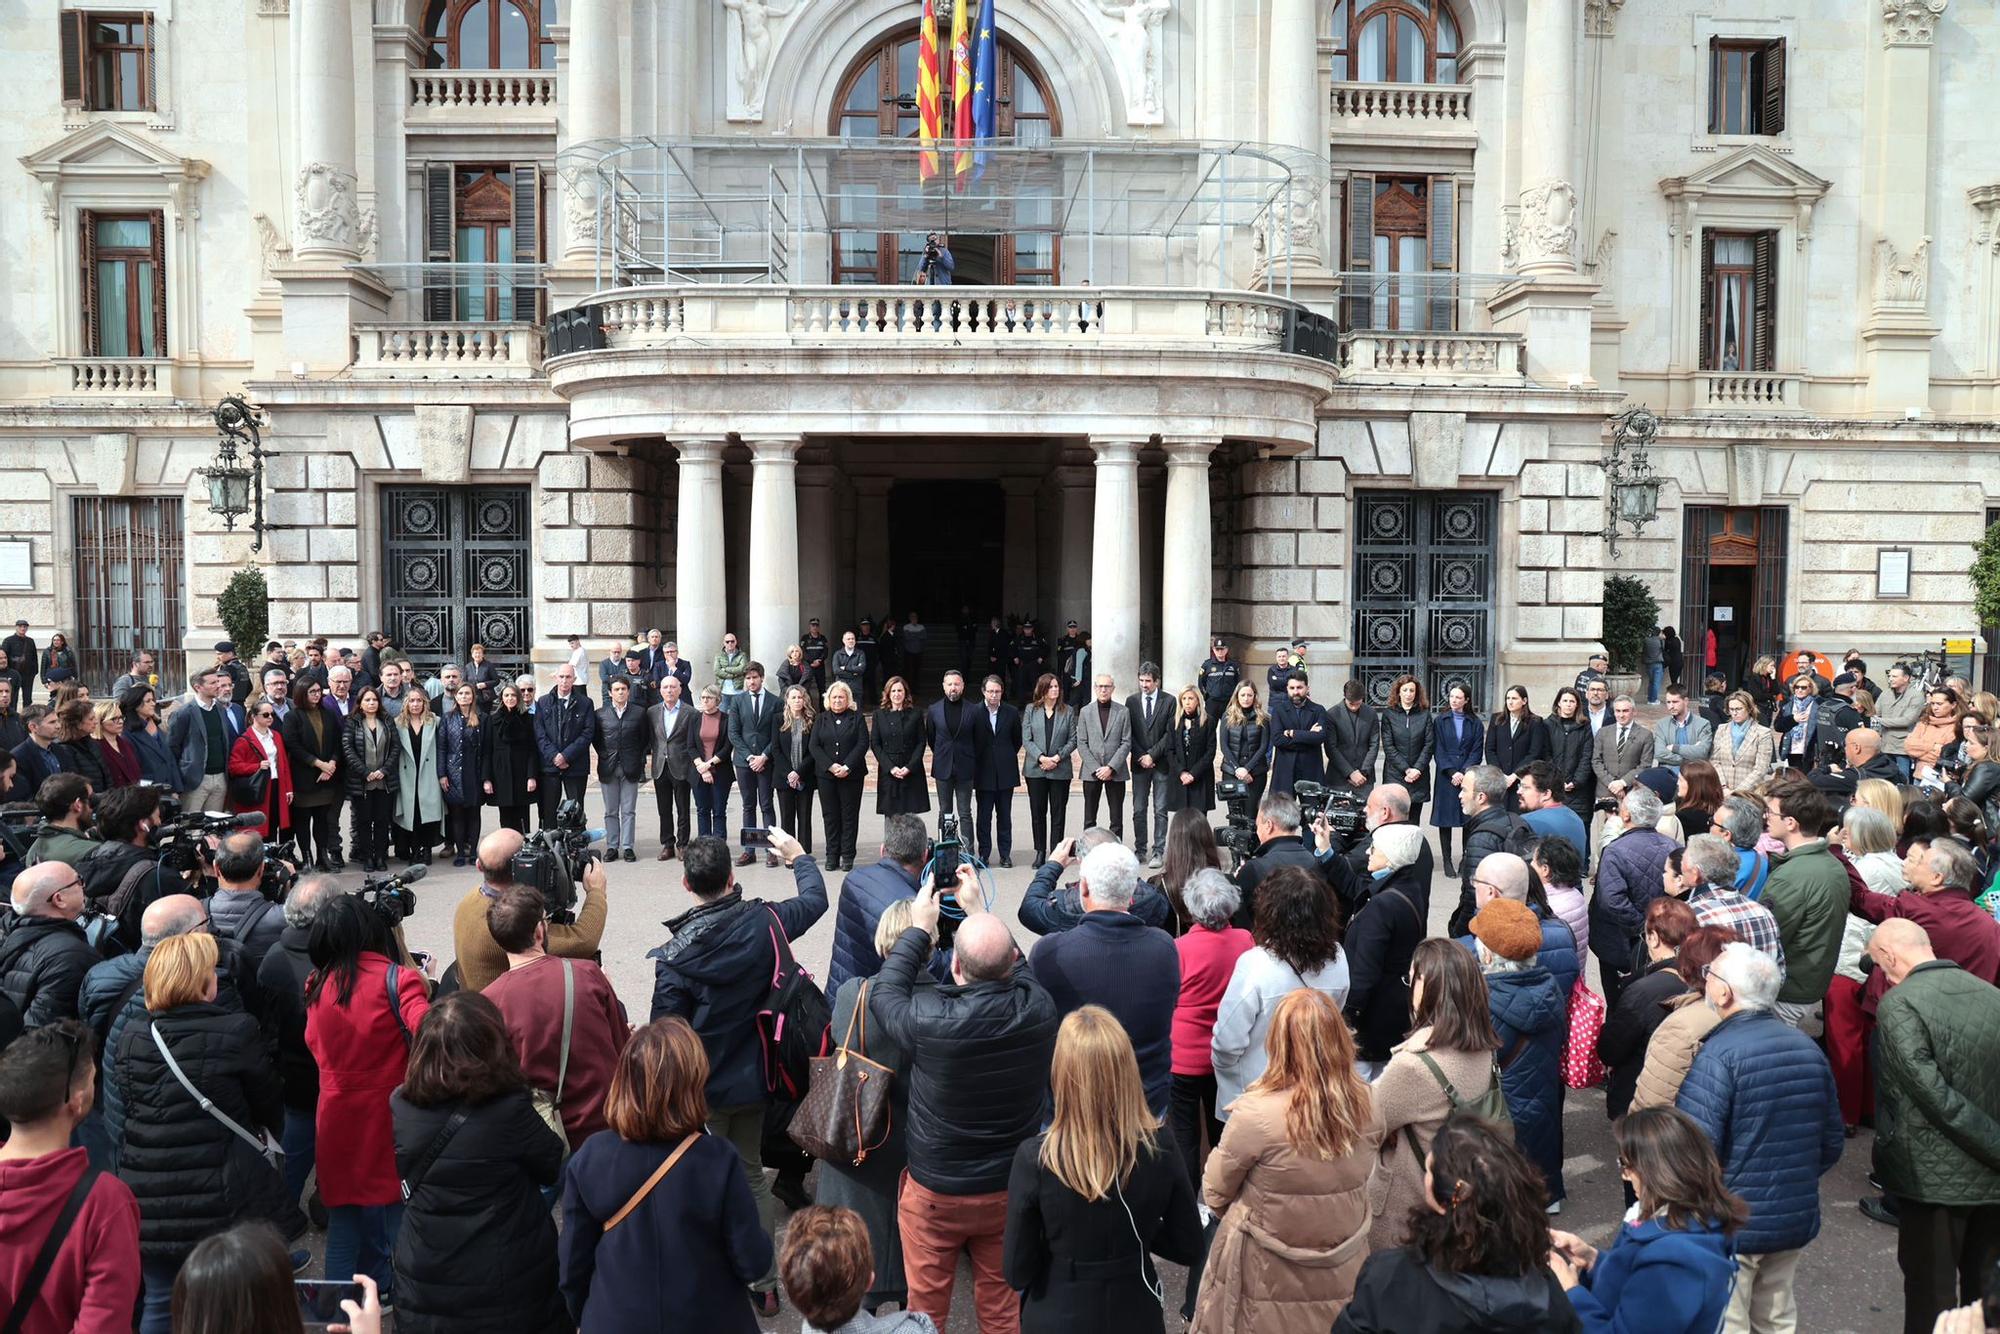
[226,726,294,832]
[1856,885,2000,1014]
[305,953,430,1205]
[484,954,632,1150]
[1171,923,1255,1076]
[0,1147,141,1334]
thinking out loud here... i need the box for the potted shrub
[1601,573,1660,698]
[217,567,269,659]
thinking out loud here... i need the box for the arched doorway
[829,27,1062,284]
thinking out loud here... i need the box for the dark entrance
[381,486,532,682]
[1680,505,1788,685]
[1351,492,1496,709]
[887,480,1005,624]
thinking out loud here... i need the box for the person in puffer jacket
[1676,941,1842,1331]
[1470,899,1570,1211]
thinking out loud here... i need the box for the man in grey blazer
[728,662,784,866]
[647,677,697,860]
[1323,679,1381,797]
[1126,663,1177,866]
[1076,673,1132,840]
[1593,694,1656,799]
[1650,684,1714,769]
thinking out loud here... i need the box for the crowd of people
[2,618,2000,1334]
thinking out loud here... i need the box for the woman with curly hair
[1209,868,1347,1122]
[1380,674,1435,826]
[1336,1114,1581,1333]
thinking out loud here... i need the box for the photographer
[1022,830,1174,935]
[1232,791,1356,930]
[75,785,167,948]
[206,832,286,977]
[451,827,609,993]
[1809,727,1903,804]
[914,231,954,285]
[23,774,99,869]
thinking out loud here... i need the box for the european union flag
[971,0,998,180]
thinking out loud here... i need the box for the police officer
[1198,637,1241,718]
[1575,651,1610,691]
[800,618,829,695]
[1053,620,1085,689]
[1010,619,1048,703]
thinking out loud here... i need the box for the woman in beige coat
[1709,690,1776,793]
[1194,989,1383,1334]
[1627,926,1733,1111]
[1366,938,1502,1252]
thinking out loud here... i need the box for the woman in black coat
[1545,686,1596,822]
[1160,687,1216,814]
[283,682,346,870]
[391,993,571,1334]
[1379,674,1435,822]
[342,687,402,873]
[1595,897,1695,1121]
[113,934,301,1334]
[1217,682,1271,814]
[775,685,817,855]
[1485,686,1550,812]
[810,681,869,871]
[869,677,930,816]
[482,684,538,834]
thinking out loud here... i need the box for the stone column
[1090,439,1144,695]
[852,478,891,621]
[1002,478,1039,618]
[561,0,620,262]
[673,440,727,683]
[1160,439,1217,694]
[796,464,836,634]
[293,0,360,261]
[746,438,802,671]
[1515,0,1579,275]
[1266,0,1326,267]
[1860,0,1948,413]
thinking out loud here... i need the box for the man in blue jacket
[533,664,596,828]
[649,829,827,1310]
[1677,940,1843,1333]
[825,814,928,992]
[1455,850,1580,997]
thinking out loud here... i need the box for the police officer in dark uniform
[956,605,980,679]
[800,618,829,695]
[1575,651,1610,691]
[1053,621,1084,689]
[1010,619,1048,703]
[1198,637,1241,718]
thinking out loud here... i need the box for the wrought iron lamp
[1599,405,1662,556]
[200,395,278,553]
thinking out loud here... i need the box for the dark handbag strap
[386,964,415,1048]
[0,1164,99,1334]
[400,1109,469,1201]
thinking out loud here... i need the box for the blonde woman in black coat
[1161,687,1216,814]
[1218,681,1271,814]
[812,681,869,870]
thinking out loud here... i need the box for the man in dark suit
[1124,663,1176,867]
[2,621,37,701]
[971,675,1023,867]
[728,663,783,867]
[1269,672,1327,796]
[924,669,979,832]
[533,664,596,827]
[1324,678,1380,798]
[648,676,697,860]
[1592,694,1655,801]
[831,630,867,700]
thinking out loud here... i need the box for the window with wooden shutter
[1709,37,1784,135]
[147,208,166,354]
[511,163,540,321]
[1698,230,1716,369]
[1428,178,1456,332]
[424,162,455,321]
[60,11,87,106]
[78,13,154,111]
[81,211,163,357]
[1757,41,1785,135]
[1750,230,1776,373]
[1342,172,1374,334]
[79,209,100,353]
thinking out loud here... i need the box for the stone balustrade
[1340,330,1526,384]
[55,358,172,397]
[1696,371,1803,412]
[1330,81,1474,128]
[352,323,543,378]
[407,71,557,116]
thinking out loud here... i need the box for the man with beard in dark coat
[1268,672,1326,796]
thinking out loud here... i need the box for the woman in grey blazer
[1022,672,1079,865]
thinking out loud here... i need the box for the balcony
[1694,371,1804,414]
[52,358,176,400]
[551,284,1335,452]
[1329,81,1476,146]
[1339,331,1525,385]
[406,71,557,132]
[351,323,544,379]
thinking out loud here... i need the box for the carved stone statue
[295,162,359,253]
[1098,0,1170,125]
[253,212,293,279]
[724,0,802,122]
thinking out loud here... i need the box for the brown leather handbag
[787,980,895,1167]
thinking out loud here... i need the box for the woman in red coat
[305,893,430,1298]
[226,699,294,833]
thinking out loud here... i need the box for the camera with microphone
[357,863,425,928]
[512,797,602,925]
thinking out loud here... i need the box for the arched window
[1331,0,1460,84]
[829,28,1061,284]
[423,0,556,70]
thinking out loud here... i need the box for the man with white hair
[1590,784,1678,1008]
[0,862,100,1028]
[1670,833,1786,969]
[1592,693,1655,798]
[1027,841,1180,1117]
[1020,829,1174,935]
[1677,941,1843,1334]
[1335,782,1435,893]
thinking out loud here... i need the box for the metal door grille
[381,487,531,682]
[1352,492,1495,708]
[73,496,185,694]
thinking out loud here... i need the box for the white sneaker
[1149,855,1163,869]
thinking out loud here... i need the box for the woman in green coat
[393,686,443,864]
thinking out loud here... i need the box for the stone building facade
[1,0,1995,703]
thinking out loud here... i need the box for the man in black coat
[830,630,867,700]
[1125,664,1176,867]
[2,620,37,701]
[533,665,596,827]
[1268,672,1327,796]
[1196,638,1241,720]
[1009,621,1047,705]
[1448,765,1525,938]
[872,878,1058,1331]
[0,862,105,1029]
[727,664,783,867]
[1323,679,1380,798]
[1808,727,1904,805]
[925,670,980,832]
[971,676,1023,867]
[594,679,651,862]
[1232,790,1358,928]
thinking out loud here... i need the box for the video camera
[357,863,425,928]
[512,797,601,925]
[1214,777,1259,867]
[1294,780,1366,845]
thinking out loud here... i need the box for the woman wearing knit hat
[1470,898,1569,1214]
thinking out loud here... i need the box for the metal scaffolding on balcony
[554,136,1330,296]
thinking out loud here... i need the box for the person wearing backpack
[648,828,828,1317]
[205,832,286,978]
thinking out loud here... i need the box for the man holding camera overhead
[450,827,609,993]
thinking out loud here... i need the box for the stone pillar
[1515,0,1578,276]
[673,440,726,683]
[746,438,802,671]
[1160,439,1217,694]
[1002,478,1039,618]
[561,0,620,263]
[1090,439,1144,695]
[293,0,360,262]
[852,478,891,621]
[796,464,836,634]
[1860,1,1948,414]
[1266,0,1326,269]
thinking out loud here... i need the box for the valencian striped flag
[917,0,942,182]
[970,0,998,180]
[950,0,975,187]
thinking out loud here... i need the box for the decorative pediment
[20,122,210,227]
[1660,144,1831,252]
